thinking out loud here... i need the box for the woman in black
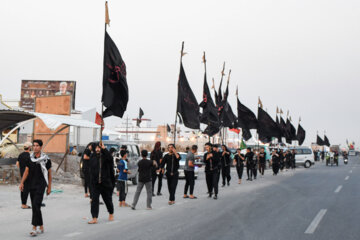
[150,141,163,196]
[233,148,245,184]
[221,145,231,187]
[271,150,280,176]
[82,143,93,198]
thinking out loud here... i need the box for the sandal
[21,205,31,209]
[30,230,37,237]
[88,219,98,224]
[36,228,44,234]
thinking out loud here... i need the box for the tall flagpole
[173,41,185,145]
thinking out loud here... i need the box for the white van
[289,147,315,168]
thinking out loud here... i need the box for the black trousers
[236,165,244,179]
[30,186,46,226]
[21,183,30,205]
[151,171,163,194]
[252,165,257,179]
[259,163,265,175]
[166,172,179,201]
[221,166,231,185]
[118,181,127,202]
[246,164,253,179]
[205,170,218,195]
[84,171,91,195]
[272,163,279,175]
[91,184,114,218]
[184,170,195,195]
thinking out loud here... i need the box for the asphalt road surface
[0,156,359,240]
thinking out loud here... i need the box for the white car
[178,152,199,179]
[289,147,315,168]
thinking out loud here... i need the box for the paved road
[0,156,359,240]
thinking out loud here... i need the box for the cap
[24,142,32,149]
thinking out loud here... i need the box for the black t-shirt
[234,154,245,167]
[18,152,30,177]
[150,150,163,170]
[82,148,92,171]
[221,152,231,167]
[258,152,266,164]
[138,159,153,183]
[160,153,181,175]
[245,152,254,165]
[26,157,52,189]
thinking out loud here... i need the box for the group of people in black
[16,139,297,235]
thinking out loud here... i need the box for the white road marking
[349,170,353,173]
[345,176,350,181]
[334,185,343,193]
[64,232,82,237]
[305,209,327,234]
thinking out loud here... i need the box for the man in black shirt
[221,145,231,187]
[233,148,245,184]
[131,150,157,210]
[258,148,266,176]
[245,147,254,181]
[16,142,32,209]
[271,150,280,175]
[160,144,181,205]
[19,139,52,236]
[204,143,220,199]
[88,142,115,224]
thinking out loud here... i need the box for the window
[302,149,312,154]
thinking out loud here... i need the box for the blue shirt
[117,159,128,181]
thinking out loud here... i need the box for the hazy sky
[1,0,360,147]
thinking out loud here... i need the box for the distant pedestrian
[151,142,163,196]
[258,147,266,176]
[160,144,181,205]
[221,145,232,187]
[19,139,52,236]
[271,150,280,175]
[131,150,157,210]
[82,143,93,198]
[233,148,245,184]
[245,147,254,181]
[279,149,285,171]
[291,149,296,169]
[16,142,32,209]
[252,150,258,180]
[117,150,130,207]
[285,150,291,169]
[184,145,198,199]
[88,142,115,224]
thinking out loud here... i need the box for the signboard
[20,80,76,110]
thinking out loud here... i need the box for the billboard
[20,80,76,110]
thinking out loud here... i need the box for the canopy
[0,110,36,132]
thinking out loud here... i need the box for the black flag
[280,117,287,140]
[219,77,236,128]
[236,98,258,140]
[285,118,296,144]
[316,135,324,146]
[102,31,128,118]
[297,124,306,145]
[276,116,283,142]
[167,124,171,132]
[136,108,144,127]
[199,71,220,129]
[177,63,200,129]
[257,107,281,143]
[324,135,330,147]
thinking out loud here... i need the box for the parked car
[288,147,315,168]
[162,152,199,179]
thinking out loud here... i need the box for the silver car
[289,147,315,168]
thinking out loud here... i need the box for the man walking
[131,150,157,210]
[160,144,181,205]
[233,148,245,184]
[16,142,32,209]
[117,150,130,207]
[184,145,198,199]
[204,143,220,199]
[19,139,52,236]
[245,147,254,181]
[258,147,266,176]
[88,142,115,224]
[221,145,231,187]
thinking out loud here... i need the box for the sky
[0,0,360,147]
